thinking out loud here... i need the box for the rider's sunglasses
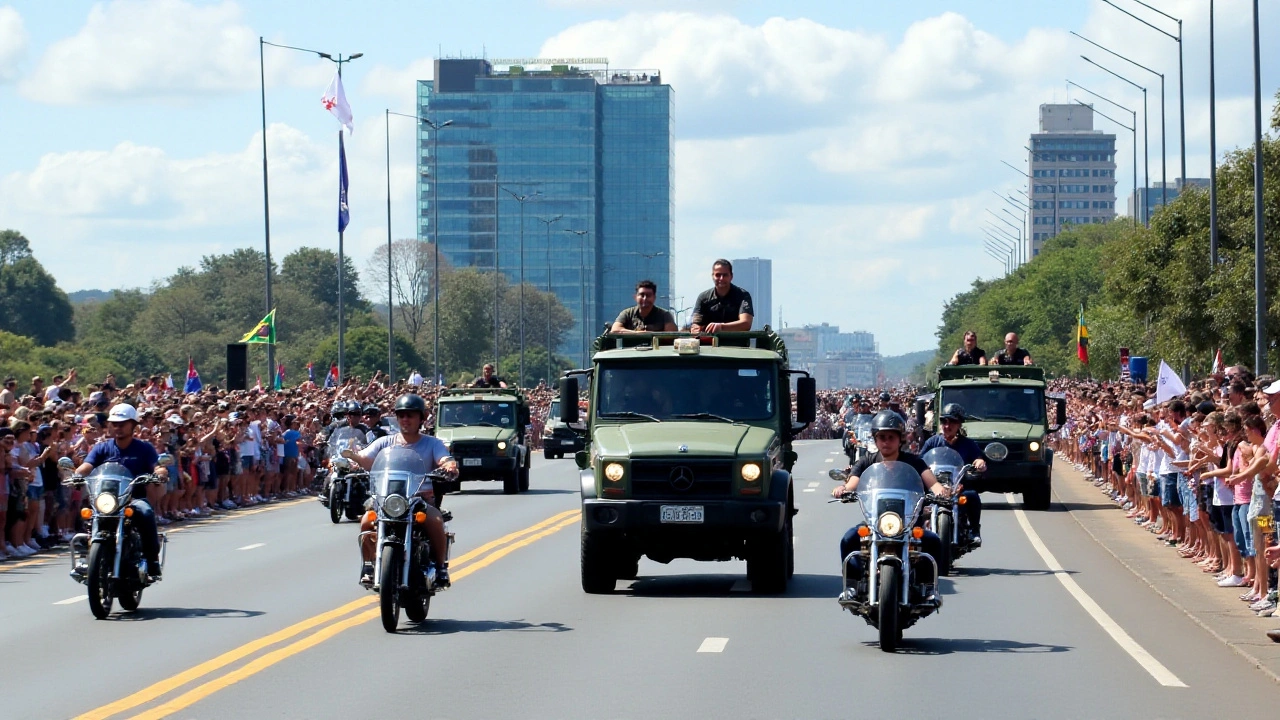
[873,433,899,442]
[940,418,960,426]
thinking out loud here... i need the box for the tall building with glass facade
[731,257,772,329]
[1028,104,1117,257]
[417,59,673,364]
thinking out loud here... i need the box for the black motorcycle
[921,447,979,576]
[61,455,173,619]
[360,447,453,632]
[323,427,369,523]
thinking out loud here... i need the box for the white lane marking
[54,596,85,605]
[238,543,266,551]
[729,579,751,593]
[829,451,841,455]
[698,637,729,652]
[824,458,834,463]
[802,488,816,493]
[1005,494,1186,688]
[807,482,820,488]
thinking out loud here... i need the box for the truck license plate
[561,440,575,446]
[462,458,482,467]
[660,505,704,523]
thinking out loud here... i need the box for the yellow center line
[126,514,582,720]
[74,507,581,720]
[0,558,54,573]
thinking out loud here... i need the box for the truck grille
[449,441,493,459]
[630,460,734,498]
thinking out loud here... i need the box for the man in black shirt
[993,332,1033,365]
[470,364,508,389]
[689,259,754,334]
[948,330,988,366]
[611,280,677,333]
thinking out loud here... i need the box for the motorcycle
[921,447,978,577]
[61,454,173,619]
[322,427,369,524]
[831,461,943,652]
[359,447,454,632]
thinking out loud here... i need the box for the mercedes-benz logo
[669,466,695,491]
[677,444,689,453]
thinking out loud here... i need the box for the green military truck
[541,399,584,460]
[432,387,532,495]
[559,330,817,594]
[915,365,1066,510]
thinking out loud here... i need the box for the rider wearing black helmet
[920,403,986,545]
[345,394,458,588]
[832,409,952,601]
[363,404,389,443]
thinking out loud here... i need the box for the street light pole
[500,186,540,386]
[385,109,393,382]
[1209,0,1219,266]
[1251,0,1266,373]
[257,38,274,388]
[1081,56,1149,227]
[536,215,563,383]
[564,229,590,366]
[422,117,453,384]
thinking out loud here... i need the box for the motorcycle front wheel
[86,543,114,620]
[379,545,402,633]
[936,514,954,577]
[877,564,900,652]
[329,484,343,524]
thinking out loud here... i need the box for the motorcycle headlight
[877,512,904,537]
[94,493,119,515]
[383,494,408,518]
[740,463,761,481]
[984,442,1009,462]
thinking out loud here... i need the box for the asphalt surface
[3,440,1278,719]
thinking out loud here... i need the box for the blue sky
[0,0,1276,355]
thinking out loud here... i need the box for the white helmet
[107,403,139,423]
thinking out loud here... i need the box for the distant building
[1029,104,1117,257]
[1128,178,1211,224]
[417,58,673,365]
[730,257,772,329]
[777,323,881,389]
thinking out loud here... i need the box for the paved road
[2,440,1277,719]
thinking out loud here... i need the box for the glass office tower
[417,59,673,365]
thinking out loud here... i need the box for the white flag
[322,72,354,134]
[1155,360,1187,404]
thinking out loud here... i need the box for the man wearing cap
[74,404,167,580]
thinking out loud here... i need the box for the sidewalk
[1052,461,1280,684]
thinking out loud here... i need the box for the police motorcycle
[921,447,978,577]
[831,461,945,652]
[323,427,369,524]
[60,454,174,619]
[358,447,454,632]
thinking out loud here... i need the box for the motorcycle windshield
[370,447,428,498]
[921,447,964,473]
[859,461,927,529]
[327,427,366,461]
[86,463,134,504]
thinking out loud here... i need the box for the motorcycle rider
[74,404,167,580]
[363,404,390,443]
[919,403,985,546]
[344,394,458,589]
[831,410,952,601]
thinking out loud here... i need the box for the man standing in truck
[689,259,754,334]
[993,333,1033,366]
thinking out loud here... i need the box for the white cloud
[19,0,330,105]
[0,6,27,83]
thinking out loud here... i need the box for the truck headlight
[604,463,625,482]
[740,463,761,481]
[877,512,904,537]
[497,441,508,450]
[1029,441,1041,453]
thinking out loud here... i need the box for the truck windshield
[439,401,515,427]
[597,362,775,422]
[943,387,1045,423]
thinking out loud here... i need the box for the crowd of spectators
[1052,366,1280,643]
[0,369,560,563]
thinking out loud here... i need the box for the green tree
[280,246,368,319]
[311,326,425,382]
[0,230,74,345]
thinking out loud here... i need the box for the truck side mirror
[1054,398,1067,429]
[796,377,817,424]
[914,399,927,426]
[559,377,579,424]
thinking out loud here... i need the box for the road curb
[1052,463,1280,687]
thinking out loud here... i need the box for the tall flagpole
[338,128,346,382]
[258,38,275,389]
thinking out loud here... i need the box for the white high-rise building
[1028,104,1117,258]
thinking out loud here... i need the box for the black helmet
[362,404,381,417]
[394,394,428,414]
[345,400,362,415]
[940,403,966,423]
[330,402,347,418]
[870,409,906,437]
[878,391,891,403]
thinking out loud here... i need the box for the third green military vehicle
[559,330,817,594]
[432,387,531,495]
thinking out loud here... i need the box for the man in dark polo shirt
[689,259,754,334]
[611,280,677,333]
[993,332,1033,365]
[948,330,988,366]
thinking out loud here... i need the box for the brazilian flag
[240,309,276,345]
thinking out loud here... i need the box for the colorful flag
[1212,348,1225,375]
[274,363,284,391]
[184,358,202,394]
[1076,304,1089,364]
[324,363,339,389]
[164,374,175,391]
[338,132,350,233]
[240,308,276,344]
[321,71,354,134]
[307,362,315,383]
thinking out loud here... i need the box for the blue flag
[338,132,350,233]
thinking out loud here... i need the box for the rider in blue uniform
[919,403,985,545]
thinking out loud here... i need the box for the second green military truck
[916,365,1066,510]
[560,330,817,594]
[432,387,531,495]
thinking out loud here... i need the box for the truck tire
[581,527,616,594]
[1023,478,1051,511]
[748,515,791,594]
[617,552,640,581]
[503,469,520,495]
[518,456,530,492]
